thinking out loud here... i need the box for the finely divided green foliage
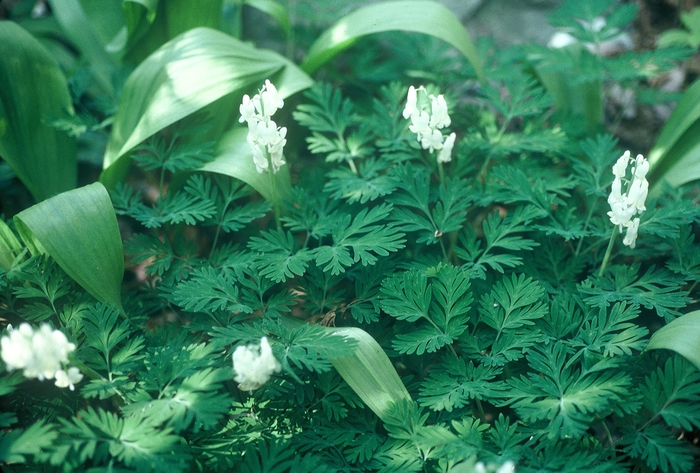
[3,0,700,472]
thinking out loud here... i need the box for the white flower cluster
[607,150,649,249]
[403,85,456,163]
[239,80,287,174]
[474,460,516,473]
[232,336,281,392]
[1,323,83,390]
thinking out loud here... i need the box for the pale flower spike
[403,85,456,163]
[232,336,281,392]
[607,150,649,248]
[1,323,83,390]
[239,80,287,174]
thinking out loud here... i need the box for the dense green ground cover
[1,1,700,471]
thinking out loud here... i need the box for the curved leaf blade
[647,310,700,371]
[300,0,484,81]
[48,0,121,96]
[244,0,290,37]
[14,183,125,313]
[0,22,76,201]
[200,128,293,204]
[329,326,413,421]
[648,79,700,191]
[100,26,312,187]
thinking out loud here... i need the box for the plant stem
[599,226,619,277]
[438,161,445,188]
[269,168,281,230]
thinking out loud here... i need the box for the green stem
[438,161,445,188]
[575,200,598,257]
[599,226,619,277]
[269,169,281,230]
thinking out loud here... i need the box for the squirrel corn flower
[239,80,287,174]
[403,85,456,162]
[1,323,83,390]
[232,336,281,392]
[607,151,649,248]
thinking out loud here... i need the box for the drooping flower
[623,217,640,248]
[54,366,84,391]
[232,336,281,392]
[1,323,83,389]
[239,80,287,174]
[606,151,649,248]
[438,132,456,164]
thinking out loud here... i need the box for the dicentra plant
[1,1,700,472]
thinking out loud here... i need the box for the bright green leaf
[200,127,293,204]
[101,27,312,187]
[0,21,76,201]
[14,183,125,313]
[300,0,484,81]
[647,310,700,371]
[648,79,700,191]
[328,326,413,421]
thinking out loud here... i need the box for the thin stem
[348,158,358,175]
[269,169,281,230]
[599,226,619,277]
[438,161,445,188]
[209,196,235,259]
[599,417,615,455]
[575,200,598,257]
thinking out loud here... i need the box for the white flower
[608,200,636,228]
[232,337,281,392]
[437,132,456,163]
[256,120,280,146]
[251,143,268,173]
[421,128,444,153]
[612,151,630,178]
[404,85,456,162]
[623,217,640,248]
[260,79,284,117]
[409,110,431,138]
[633,154,649,179]
[239,94,257,123]
[496,461,516,473]
[239,80,287,174]
[1,323,82,389]
[54,367,83,391]
[607,151,649,246]
[429,94,451,129]
[403,86,418,119]
[626,177,648,212]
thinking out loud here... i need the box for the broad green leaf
[647,310,700,371]
[0,22,76,202]
[244,0,290,37]
[648,79,700,191]
[100,27,312,187]
[328,326,412,421]
[200,128,293,204]
[14,183,125,313]
[48,0,121,96]
[0,220,23,271]
[121,0,223,64]
[300,0,484,81]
